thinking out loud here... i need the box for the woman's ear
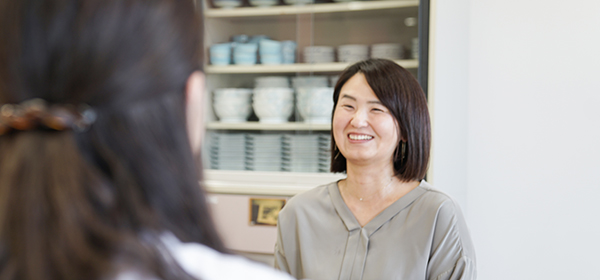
[185,71,206,156]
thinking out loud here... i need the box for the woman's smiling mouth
[348,133,374,140]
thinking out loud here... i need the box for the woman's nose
[350,109,368,128]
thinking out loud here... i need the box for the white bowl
[371,43,403,51]
[329,75,339,87]
[283,0,313,4]
[371,43,404,60]
[213,88,253,122]
[296,87,334,123]
[304,46,334,55]
[338,44,369,55]
[338,54,368,63]
[253,88,294,123]
[249,0,278,7]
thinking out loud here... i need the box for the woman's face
[332,73,399,167]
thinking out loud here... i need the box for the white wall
[428,0,470,210]
[431,0,600,279]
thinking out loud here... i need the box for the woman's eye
[341,104,354,109]
[372,108,384,112]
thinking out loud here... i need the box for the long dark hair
[0,0,225,279]
[330,59,431,182]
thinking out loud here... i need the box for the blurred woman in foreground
[0,0,294,279]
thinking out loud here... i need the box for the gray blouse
[274,180,476,280]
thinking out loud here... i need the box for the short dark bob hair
[330,58,431,182]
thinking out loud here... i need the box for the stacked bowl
[371,43,404,60]
[213,0,243,9]
[337,44,369,63]
[281,41,297,64]
[296,87,334,124]
[304,46,335,63]
[213,88,253,123]
[233,43,258,65]
[259,39,283,65]
[231,34,249,44]
[253,87,294,123]
[209,43,232,65]
[283,0,314,5]
[249,0,278,7]
[248,35,270,44]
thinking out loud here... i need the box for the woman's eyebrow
[340,94,356,101]
[341,94,382,104]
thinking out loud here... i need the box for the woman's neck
[339,161,421,227]
[343,161,397,201]
[342,161,421,204]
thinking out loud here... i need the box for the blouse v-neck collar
[328,180,427,236]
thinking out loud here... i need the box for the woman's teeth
[349,134,373,140]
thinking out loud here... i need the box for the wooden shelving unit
[206,121,330,131]
[205,0,419,18]
[205,59,418,74]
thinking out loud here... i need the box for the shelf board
[204,170,346,196]
[205,59,418,74]
[205,0,418,18]
[206,121,330,131]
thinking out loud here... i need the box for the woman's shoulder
[415,180,462,210]
[160,233,295,280]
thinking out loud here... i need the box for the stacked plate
[282,134,331,173]
[207,133,247,170]
[318,134,332,172]
[371,43,404,60]
[304,46,335,63]
[246,134,284,171]
[411,37,419,59]
[337,44,369,63]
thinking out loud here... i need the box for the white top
[117,233,296,280]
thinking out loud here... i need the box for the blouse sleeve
[434,256,476,280]
[428,199,477,280]
[274,206,293,274]
[274,229,290,273]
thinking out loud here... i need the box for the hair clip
[0,98,96,136]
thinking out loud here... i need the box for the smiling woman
[274,59,477,280]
